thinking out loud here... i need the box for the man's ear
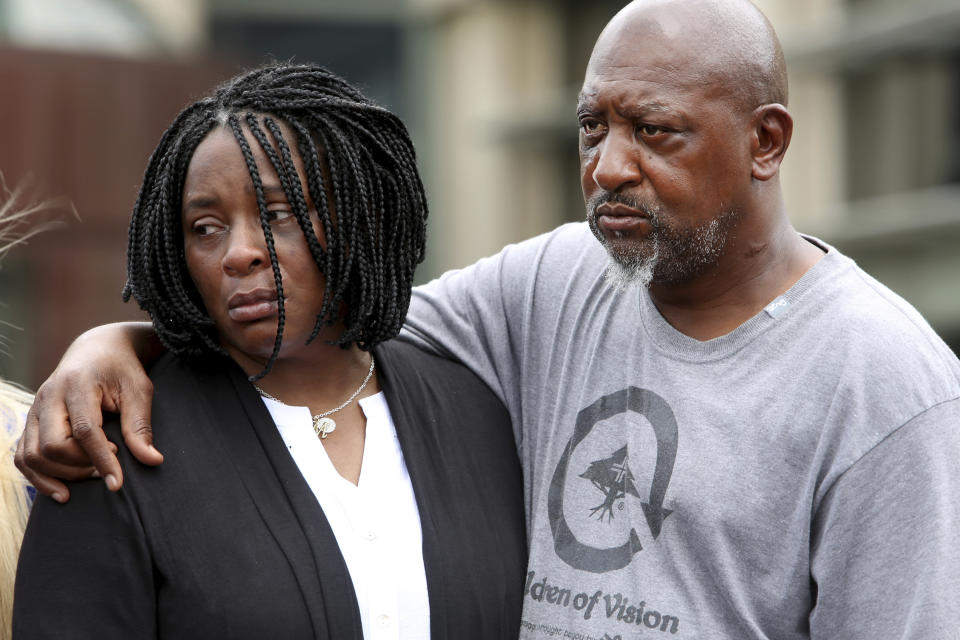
[750,104,792,181]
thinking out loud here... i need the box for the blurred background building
[0,0,957,387]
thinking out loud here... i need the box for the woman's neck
[236,340,380,413]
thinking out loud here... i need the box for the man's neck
[647,227,824,341]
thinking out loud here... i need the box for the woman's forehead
[187,120,312,186]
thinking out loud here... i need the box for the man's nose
[591,131,644,193]
[222,222,268,275]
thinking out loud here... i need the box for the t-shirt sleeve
[13,478,156,638]
[401,235,547,427]
[809,397,960,638]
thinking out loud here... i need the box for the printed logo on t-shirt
[581,445,640,522]
[548,387,678,573]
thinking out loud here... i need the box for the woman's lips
[228,299,278,322]
[227,288,279,322]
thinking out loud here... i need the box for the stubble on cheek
[586,192,742,288]
[650,207,742,284]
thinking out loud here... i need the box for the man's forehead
[585,7,708,88]
[579,51,704,108]
[584,0,785,109]
[593,2,689,52]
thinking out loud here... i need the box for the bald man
[19,1,960,637]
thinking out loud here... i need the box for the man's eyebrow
[576,96,674,116]
[576,93,592,113]
[621,102,673,117]
[641,102,671,112]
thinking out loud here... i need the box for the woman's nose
[222,221,268,275]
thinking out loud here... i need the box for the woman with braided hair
[13,63,525,639]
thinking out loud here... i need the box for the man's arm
[809,398,960,637]
[15,321,164,501]
[401,228,559,432]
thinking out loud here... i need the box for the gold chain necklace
[254,355,375,439]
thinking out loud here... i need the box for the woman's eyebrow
[261,184,287,197]
[183,184,291,213]
[182,195,218,211]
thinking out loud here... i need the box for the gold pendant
[313,416,336,439]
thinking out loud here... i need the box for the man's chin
[602,249,657,291]
[595,228,651,258]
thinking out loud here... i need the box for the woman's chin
[221,335,281,366]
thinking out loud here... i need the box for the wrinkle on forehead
[579,66,715,114]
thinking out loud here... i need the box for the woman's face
[181,123,329,370]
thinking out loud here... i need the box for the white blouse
[259,391,430,640]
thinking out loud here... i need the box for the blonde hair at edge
[0,383,31,639]
[0,178,53,640]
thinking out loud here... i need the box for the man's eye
[580,119,604,136]
[639,124,667,136]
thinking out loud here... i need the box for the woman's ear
[750,104,793,181]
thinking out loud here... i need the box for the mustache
[587,191,661,219]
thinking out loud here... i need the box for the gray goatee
[587,192,741,291]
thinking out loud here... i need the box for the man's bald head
[578,0,796,290]
[588,0,787,111]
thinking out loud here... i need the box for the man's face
[578,18,754,288]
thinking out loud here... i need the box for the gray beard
[587,195,741,291]
[603,239,658,291]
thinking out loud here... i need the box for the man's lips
[595,202,651,234]
[227,288,279,322]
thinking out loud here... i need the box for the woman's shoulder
[107,352,238,448]
[375,340,495,394]
[374,340,512,438]
[148,351,230,384]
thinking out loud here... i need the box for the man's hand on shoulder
[15,322,165,502]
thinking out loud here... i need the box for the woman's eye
[266,209,294,223]
[192,223,219,236]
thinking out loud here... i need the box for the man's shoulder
[818,249,956,367]
[532,221,603,261]
[496,221,604,278]
[500,221,608,294]
[801,246,960,414]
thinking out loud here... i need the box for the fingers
[118,379,163,467]
[15,409,87,503]
[61,377,123,491]
[96,349,161,468]
[18,322,164,499]
[26,385,83,464]
[21,373,120,499]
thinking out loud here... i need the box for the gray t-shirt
[402,222,960,639]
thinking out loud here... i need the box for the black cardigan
[14,340,527,639]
